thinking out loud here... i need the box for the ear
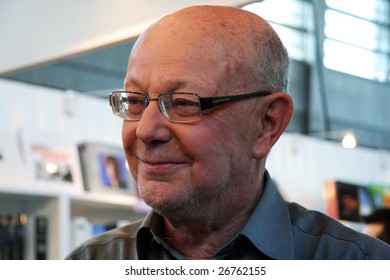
[252,92,293,159]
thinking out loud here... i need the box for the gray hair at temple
[252,27,290,93]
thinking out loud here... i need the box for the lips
[142,160,181,171]
[131,145,191,173]
[135,152,188,172]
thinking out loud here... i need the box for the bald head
[128,5,289,93]
[148,6,270,48]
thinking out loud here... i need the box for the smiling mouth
[133,147,191,173]
[141,161,183,175]
[140,160,186,173]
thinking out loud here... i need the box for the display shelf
[70,192,146,223]
[0,185,145,259]
[0,185,59,198]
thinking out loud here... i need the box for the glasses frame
[109,90,272,123]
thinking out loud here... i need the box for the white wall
[1,78,390,214]
[267,133,390,212]
[0,79,122,146]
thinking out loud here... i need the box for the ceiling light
[341,132,357,149]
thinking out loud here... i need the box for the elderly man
[66,5,390,259]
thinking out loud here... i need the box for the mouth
[137,155,189,174]
[132,146,191,174]
[141,161,183,172]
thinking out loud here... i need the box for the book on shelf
[19,128,83,192]
[324,180,390,223]
[35,216,48,260]
[365,183,390,210]
[0,214,27,260]
[0,213,48,260]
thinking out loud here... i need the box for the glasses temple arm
[199,91,271,110]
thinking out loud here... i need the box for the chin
[142,195,193,220]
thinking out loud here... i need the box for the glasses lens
[159,93,201,122]
[111,91,146,120]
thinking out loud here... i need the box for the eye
[172,98,199,108]
[125,95,144,106]
[170,96,200,117]
[123,94,146,117]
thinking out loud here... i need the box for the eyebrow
[124,76,192,93]
[123,76,142,90]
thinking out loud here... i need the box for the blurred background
[0,0,389,259]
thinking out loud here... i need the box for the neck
[163,184,263,259]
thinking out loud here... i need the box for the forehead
[125,60,224,96]
[125,33,232,93]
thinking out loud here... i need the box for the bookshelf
[0,126,147,260]
[0,185,145,260]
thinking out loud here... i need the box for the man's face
[122,25,262,220]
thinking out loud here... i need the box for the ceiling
[1,39,137,99]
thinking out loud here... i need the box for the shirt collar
[240,170,294,259]
[136,210,159,259]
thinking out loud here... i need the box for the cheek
[121,123,138,176]
[206,118,253,156]
[185,125,253,201]
[121,123,132,149]
[189,123,242,172]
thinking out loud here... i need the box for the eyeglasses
[109,90,271,123]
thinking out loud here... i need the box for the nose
[135,99,172,145]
